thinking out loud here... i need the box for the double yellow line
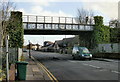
[31,56,58,82]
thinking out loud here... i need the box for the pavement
[24,52,52,81]
[93,58,119,63]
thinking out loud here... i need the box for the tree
[93,16,110,45]
[76,8,95,49]
[94,16,103,25]
[0,1,23,48]
[109,19,120,43]
[110,28,120,43]
[0,0,15,50]
[8,11,24,48]
[77,8,94,24]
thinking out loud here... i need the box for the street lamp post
[6,35,9,82]
[43,36,44,46]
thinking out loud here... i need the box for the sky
[8,0,118,46]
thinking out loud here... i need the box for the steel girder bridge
[23,15,95,35]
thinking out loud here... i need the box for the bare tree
[76,8,94,24]
[76,8,95,48]
[0,0,15,50]
[77,8,87,24]
[88,9,94,24]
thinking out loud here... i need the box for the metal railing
[23,15,79,24]
[2,48,18,68]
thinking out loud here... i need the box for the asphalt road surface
[30,50,119,81]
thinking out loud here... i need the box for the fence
[0,48,22,81]
[92,43,120,59]
[0,48,18,80]
[93,43,120,53]
[2,48,18,66]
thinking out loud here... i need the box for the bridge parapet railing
[23,15,93,24]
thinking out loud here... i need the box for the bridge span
[23,15,95,35]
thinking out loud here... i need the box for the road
[30,50,119,81]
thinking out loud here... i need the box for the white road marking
[99,69,107,71]
[83,64,89,66]
[83,63,101,69]
[68,60,78,63]
[68,61,101,69]
[111,71,120,74]
[69,60,119,74]
[83,64,120,74]
[89,65,101,69]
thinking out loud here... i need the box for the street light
[6,35,9,82]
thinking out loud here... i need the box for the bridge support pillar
[78,32,93,49]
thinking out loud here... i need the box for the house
[41,41,54,52]
[35,43,42,50]
[47,44,54,52]
[44,41,54,47]
[53,37,76,53]
[27,43,41,50]
[109,20,119,28]
[31,44,37,50]
[53,40,63,52]
[23,45,27,49]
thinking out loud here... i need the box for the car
[23,49,27,52]
[72,46,92,60]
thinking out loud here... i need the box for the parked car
[23,48,27,52]
[72,46,92,60]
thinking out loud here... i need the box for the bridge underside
[24,29,93,35]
